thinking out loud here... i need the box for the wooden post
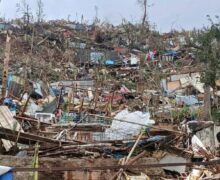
[203,85,211,121]
[21,93,31,116]
[112,132,145,180]
[2,33,11,98]
[94,87,99,110]
[56,86,64,110]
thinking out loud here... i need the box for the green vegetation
[171,106,201,122]
[211,107,220,122]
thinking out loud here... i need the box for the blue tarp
[163,50,177,56]
[3,98,16,112]
[0,166,13,180]
[0,172,13,180]
[105,59,115,65]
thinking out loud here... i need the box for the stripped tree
[16,0,33,29]
[36,0,45,24]
[137,0,148,27]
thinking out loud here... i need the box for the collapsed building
[0,19,219,180]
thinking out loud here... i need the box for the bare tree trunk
[203,85,211,121]
[142,0,147,26]
[36,0,44,24]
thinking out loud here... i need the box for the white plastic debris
[186,168,204,180]
[191,135,208,153]
[104,109,155,140]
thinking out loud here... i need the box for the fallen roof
[50,80,94,88]
[0,106,22,151]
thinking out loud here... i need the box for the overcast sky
[0,0,220,32]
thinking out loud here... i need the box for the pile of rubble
[0,20,219,180]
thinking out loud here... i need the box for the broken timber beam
[12,159,220,172]
[0,127,77,146]
[15,116,52,126]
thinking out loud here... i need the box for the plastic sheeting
[104,109,155,140]
[176,95,199,106]
[105,59,115,65]
[3,98,16,115]
[33,82,43,97]
[130,54,140,65]
[191,135,208,154]
[0,166,13,180]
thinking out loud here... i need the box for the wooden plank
[0,127,76,146]
[167,80,181,91]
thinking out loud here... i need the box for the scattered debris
[0,10,219,180]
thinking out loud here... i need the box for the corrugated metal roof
[50,80,94,89]
[0,106,22,151]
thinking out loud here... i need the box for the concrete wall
[196,125,220,152]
